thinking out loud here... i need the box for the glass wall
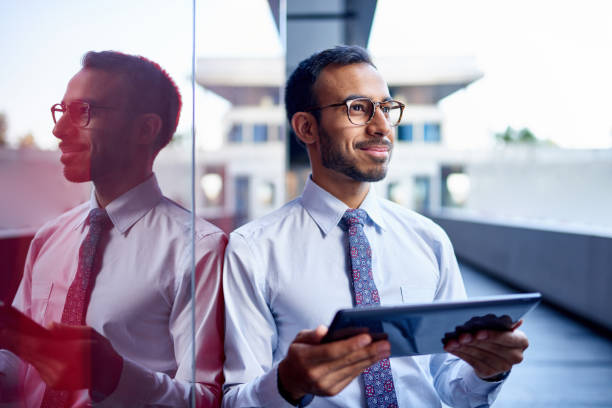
[0,1,282,406]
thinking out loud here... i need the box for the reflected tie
[40,208,110,408]
[342,209,398,408]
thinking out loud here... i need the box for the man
[0,51,225,407]
[222,46,528,407]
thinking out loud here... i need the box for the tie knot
[88,208,109,228]
[341,208,368,229]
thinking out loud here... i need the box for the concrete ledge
[430,214,612,331]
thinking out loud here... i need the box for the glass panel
[0,1,213,406]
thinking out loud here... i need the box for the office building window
[253,124,268,143]
[228,124,243,143]
[413,176,431,213]
[424,123,441,143]
[397,124,413,142]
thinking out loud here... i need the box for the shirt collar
[301,176,387,236]
[75,174,163,234]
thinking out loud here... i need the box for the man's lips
[59,143,89,165]
[59,143,88,154]
[356,141,392,158]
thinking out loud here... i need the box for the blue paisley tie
[342,209,398,408]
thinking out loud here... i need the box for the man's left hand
[0,323,123,396]
[443,321,528,380]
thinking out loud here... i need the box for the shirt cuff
[254,363,312,408]
[461,364,506,404]
[93,358,156,407]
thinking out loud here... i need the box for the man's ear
[135,113,162,146]
[291,112,319,145]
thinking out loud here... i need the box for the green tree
[495,126,547,145]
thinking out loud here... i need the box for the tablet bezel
[322,292,541,357]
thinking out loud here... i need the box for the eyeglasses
[307,97,405,127]
[51,101,117,128]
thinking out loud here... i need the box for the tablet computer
[0,300,50,339]
[321,293,541,357]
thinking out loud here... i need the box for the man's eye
[381,106,391,113]
[350,102,368,112]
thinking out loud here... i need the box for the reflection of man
[223,46,528,407]
[0,51,225,407]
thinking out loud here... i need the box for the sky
[1,0,611,150]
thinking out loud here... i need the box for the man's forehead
[314,62,390,102]
[63,68,127,104]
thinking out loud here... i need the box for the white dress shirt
[222,177,503,407]
[0,174,226,407]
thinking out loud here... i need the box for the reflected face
[52,68,135,183]
[312,63,394,183]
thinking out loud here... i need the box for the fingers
[312,342,391,395]
[445,329,528,379]
[306,333,372,364]
[294,325,328,344]
[279,329,390,399]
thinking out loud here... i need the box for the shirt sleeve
[96,231,227,408]
[221,233,295,408]
[1,233,38,402]
[428,224,505,408]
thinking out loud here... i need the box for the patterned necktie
[342,209,398,408]
[40,208,110,408]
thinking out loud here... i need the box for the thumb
[294,325,328,344]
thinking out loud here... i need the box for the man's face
[313,63,394,183]
[52,68,136,183]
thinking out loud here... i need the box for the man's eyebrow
[342,94,393,103]
[343,94,367,102]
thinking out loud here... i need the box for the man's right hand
[277,325,390,402]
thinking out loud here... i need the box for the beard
[319,126,392,182]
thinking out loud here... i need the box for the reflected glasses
[51,101,116,128]
[307,97,405,127]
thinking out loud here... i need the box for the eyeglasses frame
[306,97,406,127]
[51,101,120,128]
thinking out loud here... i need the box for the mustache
[354,140,393,150]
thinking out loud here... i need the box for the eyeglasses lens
[68,102,90,127]
[347,99,402,126]
[52,102,90,127]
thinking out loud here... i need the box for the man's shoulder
[34,201,89,239]
[230,198,302,242]
[377,197,448,239]
[155,196,225,240]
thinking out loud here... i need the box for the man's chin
[346,167,388,182]
[63,167,91,183]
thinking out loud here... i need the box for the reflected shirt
[1,174,226,407]
[222,177,504,408]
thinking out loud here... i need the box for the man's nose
[52,113,75,140]
[366,105,392,137]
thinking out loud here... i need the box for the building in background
[185,54,482,228]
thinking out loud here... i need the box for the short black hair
[284,45,375,124]
[82,51,182,153]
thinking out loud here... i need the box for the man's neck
[311,173,370,209]
[93,170,153,208]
